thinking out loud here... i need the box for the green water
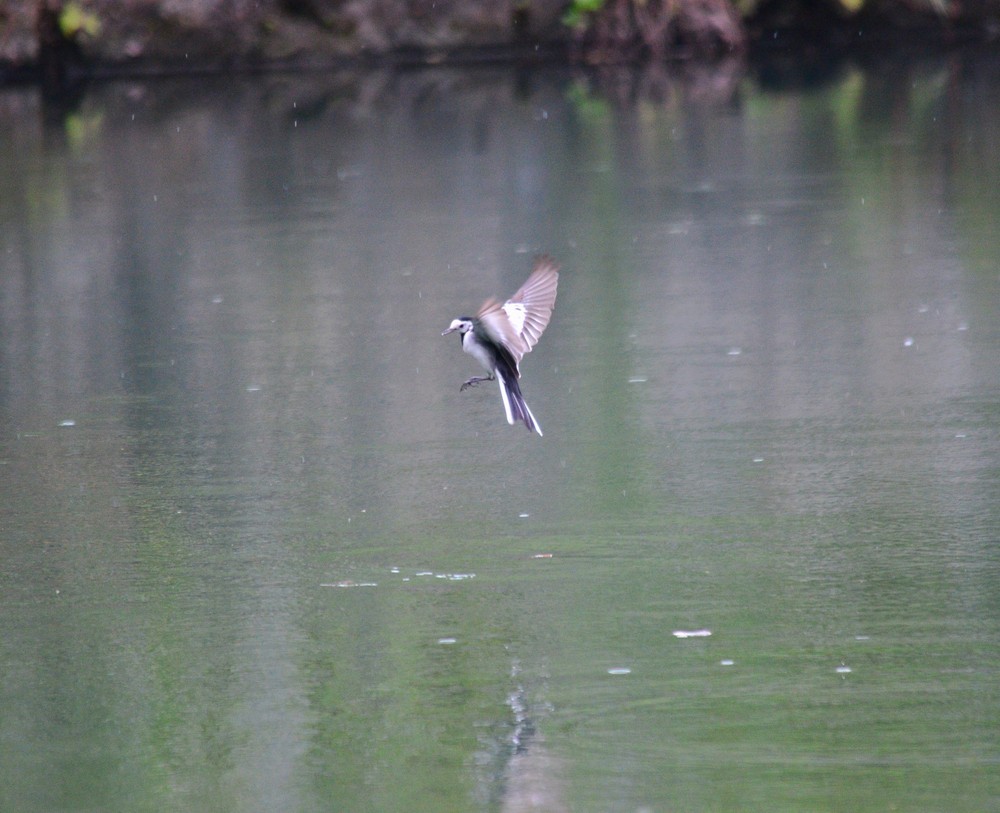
[1,55,998,812]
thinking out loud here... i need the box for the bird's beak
[441,326,456,335]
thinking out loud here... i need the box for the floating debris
[321,581,377,588]
[246,385,262,392]
[903,337,914,347]
[326,569,475,586]
[438,637,457,645]
[532,553,553,559]
[518,512,530,518]
[628,376,648,384]
[58,420,76,427]
[409,570,475,581]
[727,347,742,356]
[719,659,735,666]
[673,629,712,639]
[607,667,632,675]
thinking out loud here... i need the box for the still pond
[1,51,998,812]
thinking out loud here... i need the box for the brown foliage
[571,0,747,63]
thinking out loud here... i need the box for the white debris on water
[320,581,377,588]
[321,569,476,589]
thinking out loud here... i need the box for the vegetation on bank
[564,0,999,59]
[2,0,998,89]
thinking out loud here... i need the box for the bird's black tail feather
[496,370,542,436]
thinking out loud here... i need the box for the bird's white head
[442,318,473,336]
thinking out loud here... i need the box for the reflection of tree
[576,57,745,108]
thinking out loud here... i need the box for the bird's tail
[496,370,542,436]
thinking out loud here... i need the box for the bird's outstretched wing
[478,256,559,365]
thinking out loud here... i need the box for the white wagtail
[442,256,559,436]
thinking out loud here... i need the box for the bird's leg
[460,374,495,392]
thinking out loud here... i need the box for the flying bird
[442,256,559,435]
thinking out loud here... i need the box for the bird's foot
[460,375,494,392]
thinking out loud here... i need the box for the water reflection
[1,53,998,812]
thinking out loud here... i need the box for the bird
[442,256,559,436]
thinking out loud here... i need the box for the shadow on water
[1,50,998,813]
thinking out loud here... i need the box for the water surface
[1,54,998,812]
